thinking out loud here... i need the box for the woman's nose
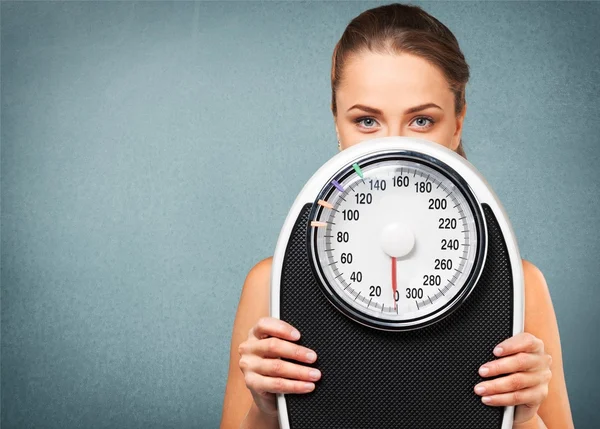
[386,126,404,138]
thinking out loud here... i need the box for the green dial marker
[352,163,364,178]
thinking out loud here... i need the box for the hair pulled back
[331,2,470,158]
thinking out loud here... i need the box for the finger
[480,385,548,407]
[250,317,301,341]
[250,337,318,362]
[479,352,545,377]
[255,358,322,382]
[492,332,544,358]
[244,371,316,395]
[474,369,552,396]
[238,337,318,364]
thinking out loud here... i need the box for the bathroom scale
[270,136,524,429]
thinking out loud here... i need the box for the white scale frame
[270,136,524,429]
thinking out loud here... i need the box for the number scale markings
[310,159,478,323]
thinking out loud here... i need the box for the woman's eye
[411,116,435,129]
[354,116,435,131]
[354,117,379,129]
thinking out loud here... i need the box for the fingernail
[291,330,300,340]
[482,396,492,403]
[309,369,321,380]
[475,385,486,395]
[479,366,489,376]
[493,346,503,356]
[304,382,315,391]
[306,352,317,362]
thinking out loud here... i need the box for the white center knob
[380,222,415,258]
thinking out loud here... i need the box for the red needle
[391,256,397,311]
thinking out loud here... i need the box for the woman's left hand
[474,332,553,425]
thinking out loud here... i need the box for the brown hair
[331,2,469,158]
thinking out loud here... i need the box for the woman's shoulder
[238,257,273,310]
[521,258,551,305]
[521,258,557,335]
[245,256,273,286]
[520,260,574,426]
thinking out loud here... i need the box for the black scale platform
[279,202,513,429]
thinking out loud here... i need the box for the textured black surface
[279,203,514,429]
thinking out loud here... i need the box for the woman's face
[334,51,466,151]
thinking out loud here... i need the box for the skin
[220,52,574,429]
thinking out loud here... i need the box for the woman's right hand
[237,316,321,416]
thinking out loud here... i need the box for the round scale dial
[308,152,486,330]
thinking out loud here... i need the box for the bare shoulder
[236,256,273,323]
[242,256,273,299]
[521,259,552,313]
[219,256,274,429]
[247,256,273,282]
[520,261,575,427]
[522,258,547,288]
[521,258,557,339]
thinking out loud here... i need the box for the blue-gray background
[1,1,598,428]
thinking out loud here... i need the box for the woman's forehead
[337,51,454,112]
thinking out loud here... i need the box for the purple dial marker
[332,180,345,192]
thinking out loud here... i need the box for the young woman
[220,3,574,428]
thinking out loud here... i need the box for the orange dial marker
[317,199,334,209]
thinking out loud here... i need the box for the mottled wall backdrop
[2,1,598,428]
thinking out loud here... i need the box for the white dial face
[310,155,484,329]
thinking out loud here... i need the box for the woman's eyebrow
[347,103,443,115]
